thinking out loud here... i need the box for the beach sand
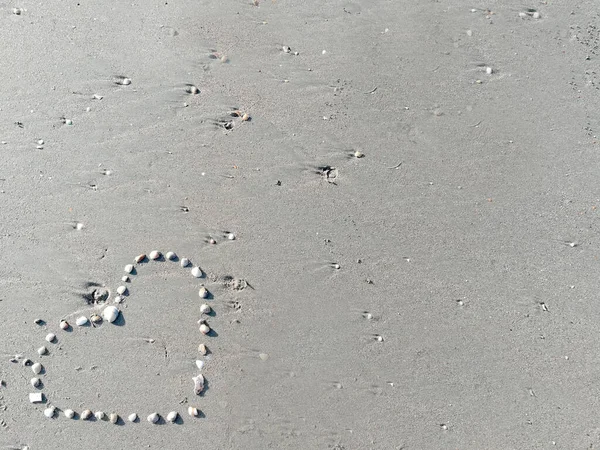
[1,0,599,448]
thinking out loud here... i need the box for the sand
[0,0,599,448]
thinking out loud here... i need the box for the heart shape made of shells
[14,250,214,425]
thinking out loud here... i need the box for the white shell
[95,411,106,420]
[227,233,236,240]
[64,409,75,419]
[76,316,88,326]
[22,358,31,366]
[191,266,203,278]
[166,411,178,422]
[37,346,48,356]
[45,333,56,343]
[193,374,205,395]
[29,392,43,403]
[147,413,159,423]
[102,305,119,323]
[116,285,127,295]
[195,360,205,370]
[198,287,209,299]
[135,254,146,263]
[44,407,56,418]
[81,410,93,420]
[32,363,42,374]
[165,251,176,260]
[30,377,41,388]
[180,258,190,267]
[124,264,134,273]
[128,413,138,422]
[121,275,129,282]
[110,413,119,424]
[200,303,211,314]
[60,320,69,330]
[149,250,161,260]
[198,344,207,355]
[199,324,210,335]
[114,295,123,304]
[188,406,199,417]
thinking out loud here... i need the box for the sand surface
[1,0,599,448]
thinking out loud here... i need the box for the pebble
[128,413,138,422]
[34,318,44,325]
[188,406,199,417]
[64,409,75,419]
[165,251,176,260]
[198,287,209,298]
[186,85,199,94]
[199,323,211,335]
[124,264,134,273]
[45,333,56,343]
[95,411,106,421]
[149,250,161,260]
[114,76,132,85]
[32,363,42,374]
[109,413,119,424]
[134,254,146,263]
[22,358,31,367]
[166,411,178,422]
[75,316,88,326]
[147,412,160,424]
[114,295,124,304]
[75,222,84,231]
[195,360,205,370]
[37,346,48,356]
[36,139,43,146]
[81,410,93,420]
[60,320,69,330]
[180,258,190,267]
[116,285,127,295]
[486,67,493,75]
[12,7,22,14]
[227,233,236,240]
[102,305,120,323]
[90,314,102,324]
[64,119,73,126]
[198,344,208,355]
[532,11,540,19]
[29,393,43,403]
[92,94,103,100]
[44,407,56,418]
[193,374,205,395]
[209,238,216,245]
[282,46,291,53]
[30,378,41,388]
[191,266,203,278]
[200,303,211,314]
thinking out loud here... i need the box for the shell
[121,275,129,282]
[32,363,42,374]
[166,411,178,422]
[188,406,199,417]
[199,323,211,335]
[95,411,106,420]
[114,295,123,304]
[193,374,205,395]
[75,316,88,326]
[149,250,161,260]
[45,333,56,343]
[116,285,127,295]
[22,358,31,366]
[37,346,47,356]
[180,258,190,267]
[128,413,138,422]
[102,305,120,323]
[110,413,119,424]
[165,251,176,260]
[198,344,208,355]
[191,266,203,278]
[147,412,159,423]
[44,407,55,418]
[134,254,146,263]
[200,303,211,314]
[30,377,41,388]
[60,320,69,330]
[198,287,209,299]
[81,410,93,420]
[227,233,236,240]
[196,360,204,370]
[90,314,102,324]
[64,409,75,419]
[124,264,134,273]
[29,392,43,403]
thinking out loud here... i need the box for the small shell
[75,316,88,326]
[109,413,119,424]
[195,360,205,370]
[193,374,205,395]
[30,378,41,388]
[81,409,93,420]
[90,314,102,324]
[22,358,32,367]
[354,151,364,158]
[166,411,178,422]
[147,412,160,423]
[116,285,127,295]
[114,295,124,304]
[199,324,211,335]
[95,411,106,420]
[37,346,47,356]
[191,266,203,278]
[149,250,161,260]
[180,258,190,267]
[200,303,211,314]
[241,113,250,122]
[188,406,199,417]
[134,254,146,263]
[44,407,56,418]
[64,409,75,419]
[60,320,69,330]
[198,287,209,298]
[209,238,216,245]
[198,344,208,355]
[227,233,236,240]
[45,333,56,343]
[165,251,176,260]
[32,363,42,374]
[102,305,120,323]
[121,275,129,282]
[29,392,43,403]
[128,413,138,422]
[486,66,493,75]
[124,264,134,273]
